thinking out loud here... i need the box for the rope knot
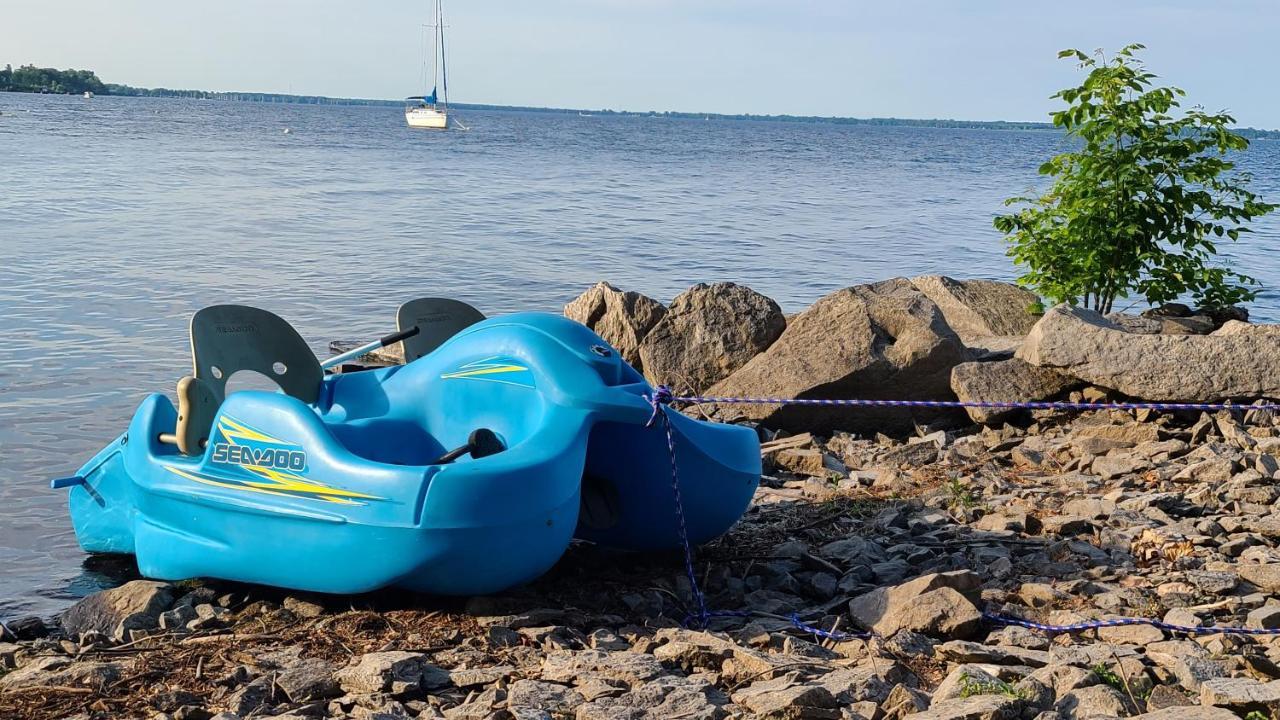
[652,384,674,406]
[646,385,675,428]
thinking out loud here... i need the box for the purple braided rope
[788,613,875,641]
[670,392,1279,414]
[646,391,711,628]
[984,612,1280,636]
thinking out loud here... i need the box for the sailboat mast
[439,1,448,108]
[432,0,440,103]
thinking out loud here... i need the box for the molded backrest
[396,298,486,362]
[189,305,323,404]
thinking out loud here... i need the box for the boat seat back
[396,298,486,362]
[189,305,324,403]
[171,305,324,455]
[174,375,220,455]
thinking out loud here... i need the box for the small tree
[995,44,1276,314]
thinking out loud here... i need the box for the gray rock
[1021,664,1100,700]
[1143,684,1193,710]
[160,603,198,631]
[1130,709,1240,720]
[1017,304,1280,401]
[1096,621,1165,645]
[812,666,897,704]
[0,642,20,670]
[1038,515,1094,536]
[577,674,726,720]
[819,536,887,566]
[730,674,839,719]
[1105,313,1165,334]
[652,629,737,670]
[188,602,231,630]
[709,278,967,434]
[448,665,515,688]
[335,651,450,695]
[274,657,340,702]
[1186,570,1238,595]
[1055,684,1132,718]
[910,275,1040,341]
[1199,676,1280,709]
[935,640,1050,667]
[443,687,508,719]
[282,595,326,619]
[847,571,983,638]
[1239,563,1280,592]
[882,683,932,716]
[506,679,584,712]
[1091,454,1150,480]
[1075,421,1161,444]
[1173,458,1235,483]
[60,579,176,641]
[1147,641,1226,691]
[932,664,1004,703]
[0,655,125,690]
[772,448,844,477]
[3,615,47,640]
[909,694,1024,720]
[637,282,785,392]
[226,676,277,717]
[540,650,665,686]
[950,358,1079,424]
[879,440,942,467]
[564,281,667,371]
[1248,606,1280,629]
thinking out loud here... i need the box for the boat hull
[406,108,448,129]
[60,313,760,595]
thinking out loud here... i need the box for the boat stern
[59,394,178,555]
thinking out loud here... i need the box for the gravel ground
[4,406,1280,719]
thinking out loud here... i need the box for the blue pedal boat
[53,303,760,595]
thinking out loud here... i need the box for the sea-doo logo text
[211,443,307,472]
[214,323,258,334]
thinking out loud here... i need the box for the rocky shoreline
[6,277,1280,720]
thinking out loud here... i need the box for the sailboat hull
[406,108,448,130]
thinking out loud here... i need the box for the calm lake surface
[2,93,1278,617]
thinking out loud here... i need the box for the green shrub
[995,44,1276,313]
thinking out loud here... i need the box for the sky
[4,0,1279,127]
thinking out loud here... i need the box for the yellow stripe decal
[164,466,381,506]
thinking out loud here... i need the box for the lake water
[2,93,1278,618]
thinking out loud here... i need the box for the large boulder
[564,281,667,371]
[637,282,785,392]
[706,279,967,434]
[1018,305,1280,401]
[911,275,1040,343]
[60,580,176,641]
[950,358,1080,425]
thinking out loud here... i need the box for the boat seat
[174,375,220,456]
[172,305,323,455]
[396,298,486,362]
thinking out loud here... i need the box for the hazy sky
[4,0,1278,126]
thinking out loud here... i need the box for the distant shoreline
[3,65,1278,138]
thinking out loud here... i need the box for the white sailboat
[405,0,449,130]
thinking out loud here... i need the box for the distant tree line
[3,62,1277,138]
[0,64,106,94]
